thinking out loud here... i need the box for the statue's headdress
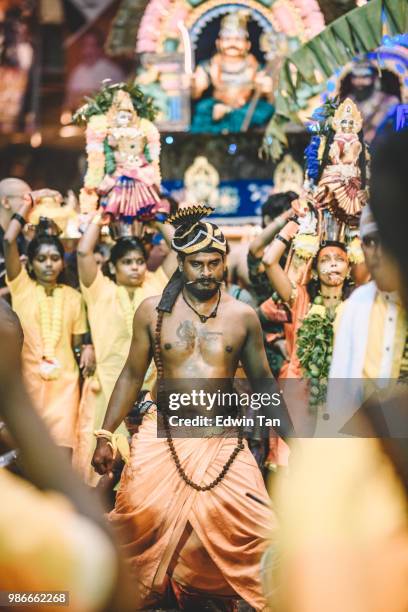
[219,11,250,40]
[157,205,227,313]
[106,89,138,127]
[112,90,135,113]
[332,97,363,134]
[72,81,157,125]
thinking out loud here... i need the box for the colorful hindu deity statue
[191,11,274,133]
[315,98,368,227]
[75,83,168,222]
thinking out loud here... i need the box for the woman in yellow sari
[76,212,176,481]
[3,198,91,451]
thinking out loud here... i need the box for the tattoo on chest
[168,320,223,350]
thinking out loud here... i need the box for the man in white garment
[320,205,407,435]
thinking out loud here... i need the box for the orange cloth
[0,468,116,612]
[280,284,310,379]
[109,410,276,610]
[266,285,310,468]
[7,268,87,448]
[269,438,408,612]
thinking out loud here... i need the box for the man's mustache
[185,279,222,286]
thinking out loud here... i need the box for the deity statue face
[340,118,355,134]
[332,99,363,135]
[115,109,134,127]
[217,32,250,58]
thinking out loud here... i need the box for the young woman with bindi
[3,195,93,452]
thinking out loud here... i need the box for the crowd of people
[0,126,407,611]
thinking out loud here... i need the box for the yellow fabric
[80,267,167,433]
[7,267,87,448]
[94,429,131,464]
[0,469,116,612]
[363,291,406,379]
[269,438,408,612]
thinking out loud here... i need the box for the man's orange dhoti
[109,411,277,610]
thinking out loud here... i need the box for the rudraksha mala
[153,308,245,491]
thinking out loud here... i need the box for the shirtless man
[92,206,293,610]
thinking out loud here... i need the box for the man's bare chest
[153,315,243,367]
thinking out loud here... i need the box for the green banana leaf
[263,0,408,159]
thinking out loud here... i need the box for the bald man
[0,177,31,298]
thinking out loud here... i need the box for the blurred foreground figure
[370,130,408,310]
[0,300,135,612]
[266,438,408,612]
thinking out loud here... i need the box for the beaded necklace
[153,309,244,491]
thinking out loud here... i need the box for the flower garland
[296,300,335,410]
[347,236,364,265]
[83,114,108,190]
[305,96,340,184]
[36,285,64,381]
[79,113,162,215]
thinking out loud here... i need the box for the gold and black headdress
[157,205,227,313]
[168,205,227,255]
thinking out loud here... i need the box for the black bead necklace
[153,307,244,491]
[182,288,221,323]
